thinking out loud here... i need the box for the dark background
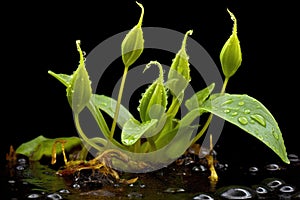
[3,0,299,165]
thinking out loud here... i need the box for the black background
[3,0,299,165]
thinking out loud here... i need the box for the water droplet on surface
[27,193,41,199]
[59,189,70,194]
[279,185,295,193]
[238,116,248,125]
[231,112,238,116]
[217,186,255,199]
[264,178,284,189]
[265,163,280,171]
[46,193,63,200]
[288,154,300,162]
[248,166,259,173]
[244,109,250,114]
[250,114,266,127]
[72,183,80,189]
[127,192,143,198]
[238,101,245,106]
[193,193,214,199]
[222,99,233,105]
[255,186,268,194]
[164,187,185,193]
[224,109,231,113]
[272,130,279,140]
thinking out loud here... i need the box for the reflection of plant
[45,2,289,180]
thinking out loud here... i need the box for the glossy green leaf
[121,118,158,146]
[201,93,290,164]
[91,94,134,128]
[16,135,82,161]
[185,82,215,111]
[47,72,72,87]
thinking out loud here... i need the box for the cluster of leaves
[16,2,289,178]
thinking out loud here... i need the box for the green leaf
[138,61,168,122]
[166,30,193,98]
[48,71,72,87]
[185,82,215,111]
[201,93,290,164]
[91,94,134,128]
[67,40,92,114]
[16,135,82,161]
[121,118,158,146]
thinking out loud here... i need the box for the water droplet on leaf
[238,116,248,125]
[250,114,266,127]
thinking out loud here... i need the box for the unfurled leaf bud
[121,1,144,68]
[138,61,168,122]
[166,30,193,98]
[67,40,92,114]
[220,9,242,78]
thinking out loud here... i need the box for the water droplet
[238,116,248,125]
[288,154,300,162]
[164,187,185,193]
[264,178,284,189]
[127,192,143,198]
[46,193,63,200]
[265,163,280,171]
[255,186,268,194]
[27,193,41,199]
[238,101,245,106]
[224,109,231,113]
[272,129,279,140]
[231,112,238,116]
[244,109,251,114]
[222,99,233,105]
[193,193,214,199]
[250,114,266,127]
[217,186,255,199]
[279,185,295,193]
[248,166,259,173]
[59,189,70,194]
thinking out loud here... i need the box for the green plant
[46,2,289,178]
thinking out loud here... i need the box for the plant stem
[191,76,230,145]
[74,114,103,152]
[220,76,229,94]
[110,66,129,140]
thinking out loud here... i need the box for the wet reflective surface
[2,153,300,200]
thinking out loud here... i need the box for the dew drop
[250,114,266,127]
[244,109,251,114]
[46,193,63,200]
[248,166,259,173]
[279,185,295,193]
[127,192,143,198]
[217,186,255,199]
[193,193,214,199]
[164,187,185,193]
[231,112,238,116]
[222,99,233,105]
[224,109,231,113]
[287,154,300,162]
[238,101,245,106]
[272,129,279,140]
[265,163,280,171]
[255,186,268,194]
[238,116,248,125]
[27,193,41,199]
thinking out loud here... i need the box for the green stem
[191,76,230,145]
[221,76,229,94]
[110,66,129,140]
[74,114,103,152]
